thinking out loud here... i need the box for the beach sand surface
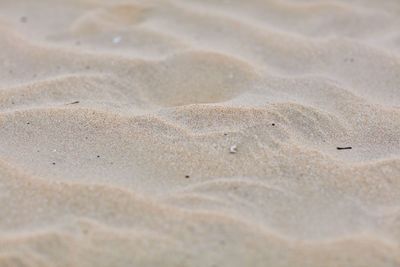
[1,0,400,266]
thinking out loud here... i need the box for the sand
[1,0,400,266]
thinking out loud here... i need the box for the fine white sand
[1,0,400,266]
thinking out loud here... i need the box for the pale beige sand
[1,0,400,266]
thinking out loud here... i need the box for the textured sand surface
[1,0,400,266]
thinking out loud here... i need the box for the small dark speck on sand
[224,133,228,136]
[185,175,190,179]
[85,66,90,70]
[26,122,30,125]
[67,101,80,105]
[97,155,100,158]
[20,16,27,23]
[52,162,56,165]
[272,123,276,126]
[337,147,352,150]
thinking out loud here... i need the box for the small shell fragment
[229,145,237,154]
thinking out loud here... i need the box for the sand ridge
[1,0,400,266]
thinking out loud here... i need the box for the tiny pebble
[112,36,122,44]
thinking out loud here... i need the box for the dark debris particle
[272,123,276,126]
[185,175,190,179]
[20,16,27,23]
[337,147,352,150]
[224,133,228,136]
[344,58,355,63]
[26,122,30,125]
[97,155,100,158]
[67,101,80,105]
[52,162,56,165]
[85,66,90,70]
